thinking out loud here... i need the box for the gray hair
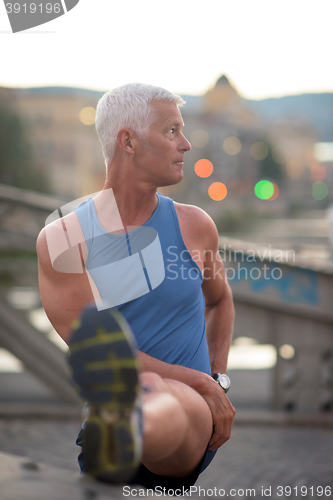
[95,83,185,167]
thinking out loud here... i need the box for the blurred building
[268,118,318,206]
[171,76,331,224]
[173,76,287,221]
[0,78,331,214]
[1,87,105,199]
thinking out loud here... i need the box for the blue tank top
[74,193,211,375]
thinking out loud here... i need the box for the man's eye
[169,128,175,134]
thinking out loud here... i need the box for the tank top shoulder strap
[149,193,187,252]
[74,198,97,253]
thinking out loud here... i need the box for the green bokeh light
[254,180,274,200]
[312,182,328,200]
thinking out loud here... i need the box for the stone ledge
[0,451,141,500]
[234,409,333,427]
[0,403,82,419]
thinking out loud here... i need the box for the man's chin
[159,173,184,188]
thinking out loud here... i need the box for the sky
[1,0,333,100]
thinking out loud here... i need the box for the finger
[209,433,226,449]
[209,434,228,451]
[209,436,217,448]
[209,426,223,447]
[209,420,233,449]
[212,409,235,443]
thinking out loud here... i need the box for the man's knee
[140,373,213,442]
[140,372,170,393]
[140,374,213,476]
[161,379,213,443]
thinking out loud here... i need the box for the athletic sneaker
[68,305,142,484]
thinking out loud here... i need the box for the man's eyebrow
[168,121,185,128]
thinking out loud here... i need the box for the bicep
[37,231,94,343]
[201,222,230,307]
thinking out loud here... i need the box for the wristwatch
[212,373,230,393]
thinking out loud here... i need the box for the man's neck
[98,171,159,230]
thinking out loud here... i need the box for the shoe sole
[68,306,141,483]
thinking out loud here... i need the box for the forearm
[205,284,234,373]
[137,350,211,395]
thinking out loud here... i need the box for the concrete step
[0,452,147,500]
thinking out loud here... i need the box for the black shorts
[128,447,217,491]
[77,429,217,491]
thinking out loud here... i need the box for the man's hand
[199,374,235,451]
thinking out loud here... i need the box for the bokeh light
[250,142,269,161]
[223,137,241,155]
[79,107,96,125]
[254,180,274,200]
[267,183,279,201]
[314,142,333,162]
[312,181,328,200]
[279,344,295,360]
[190,129,209,148]
[194,159,213,178]
[311,162,327,182]
[208,182,227,201]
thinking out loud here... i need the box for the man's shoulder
[36,211,84,267]
[173,201,217,230]
[173,201,218,246]
[37,211,82,245]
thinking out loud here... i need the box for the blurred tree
[0,99,50,192]
[258,143,285,183]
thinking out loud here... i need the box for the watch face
[217,374,230,391]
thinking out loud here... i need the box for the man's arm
[37,220,94,343]
[202,217,234,374]
[137,350,212,390]
[205,288,234,373]
[201,214,235,450]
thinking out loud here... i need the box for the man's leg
[69,306,213,483]
[140,372,213,478]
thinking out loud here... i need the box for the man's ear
[116,128,135,155]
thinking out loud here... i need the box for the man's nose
[180,134,192,152]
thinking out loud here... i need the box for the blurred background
[0,0,333,494]
[1,73,333,415]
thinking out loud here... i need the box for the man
[37,83,235,489]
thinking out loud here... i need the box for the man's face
[135,100,191,187]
